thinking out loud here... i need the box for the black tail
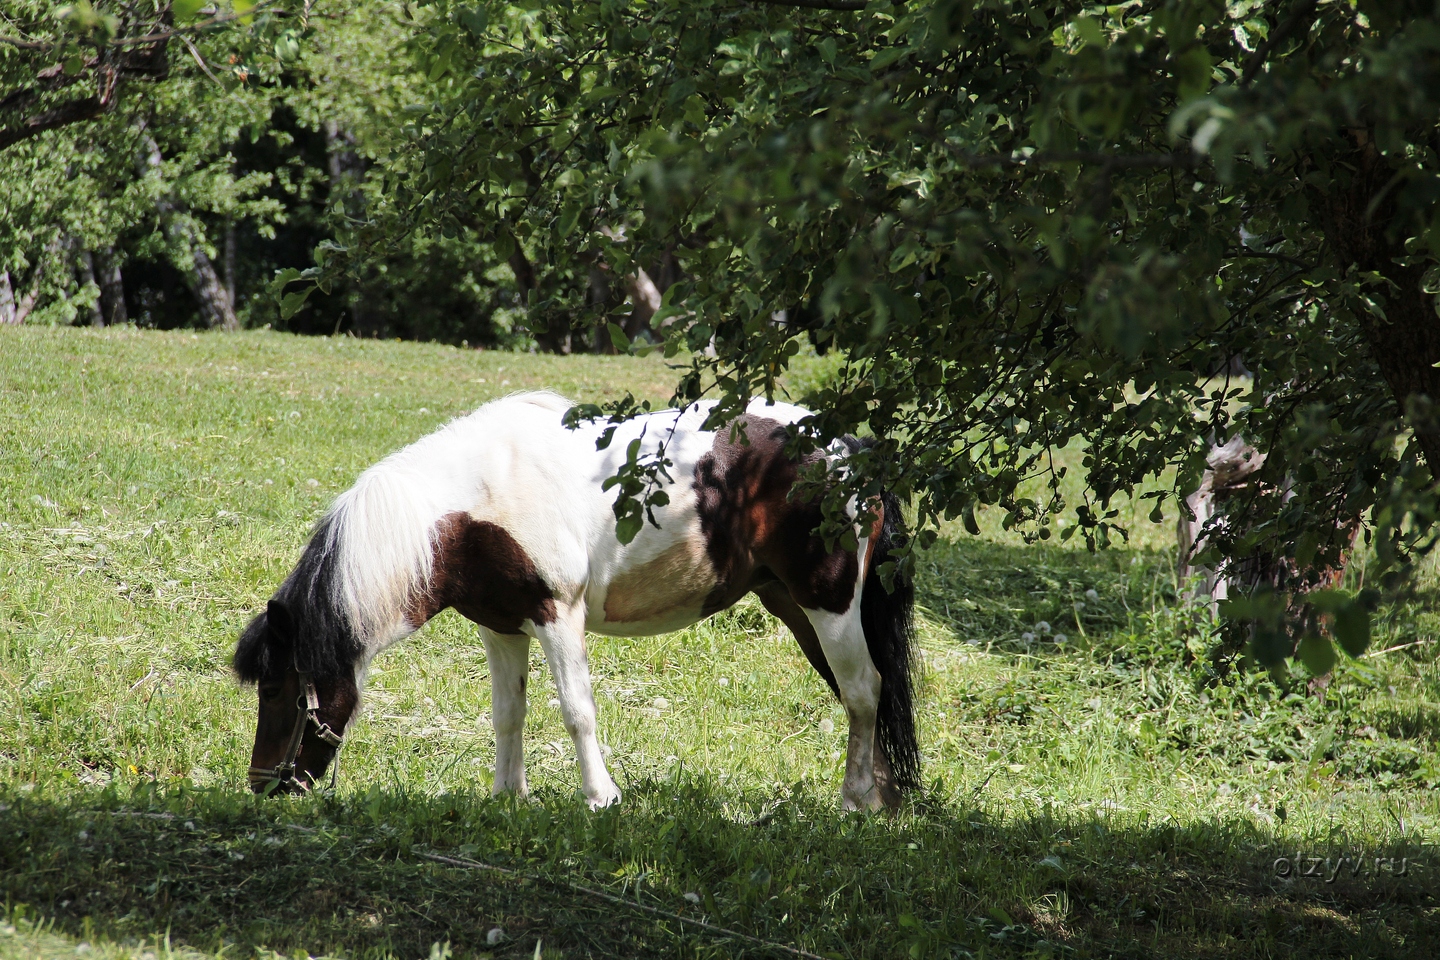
[861,489,919,792]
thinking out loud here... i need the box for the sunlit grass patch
[2,327,1438,959]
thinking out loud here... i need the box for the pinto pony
[234,392,917,811]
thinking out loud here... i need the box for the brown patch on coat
[604,536,718,623]
[406,512,557,633]
[753,581,839,695]
[693,415,858,614]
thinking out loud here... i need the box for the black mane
[233,514,365,684]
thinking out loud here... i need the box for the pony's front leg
[804,607,884,812]
[531,607,621,809]
[480,627,531,797]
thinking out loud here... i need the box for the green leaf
[607,323,630,352]
[1175,46,1212,101]
[558,205,581,238]
[1072,16,1104,48]
[1333,603,1371,658]
[962,503,980,536]
[871,46,906,71]
[615,512,643,545]
[280,288,313,320]
[1297,633,1336,677]
[62,55,85,76]
[457,7,488,36]
[1250,623,1291,667]
[172,0,205,22]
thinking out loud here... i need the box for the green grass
[2,326,1438,959]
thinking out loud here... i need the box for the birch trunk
[0,270,14,324]
[142,136,239,331]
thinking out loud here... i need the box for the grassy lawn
[1,326,1437,959]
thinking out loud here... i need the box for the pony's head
[234,599,360,793]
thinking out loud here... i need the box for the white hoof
[586,783,623,810]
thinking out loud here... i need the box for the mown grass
[1,326,1438,959]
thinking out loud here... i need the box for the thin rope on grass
[415,850,830,960]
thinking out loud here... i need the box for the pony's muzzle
[248,765,310,796]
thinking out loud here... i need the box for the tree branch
[0,14,168,154]
[747,0,871,10]
[1240,0,1318,86]
[1235,248,1315,271]
[946,146,1195,171]
[0,93,109,151]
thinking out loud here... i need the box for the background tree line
[0,0,536,346]
[6,0,1440,676]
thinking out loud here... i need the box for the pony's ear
[267,599,295,642]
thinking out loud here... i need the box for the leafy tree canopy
[2,1,522,342]
[308,0,1440,673]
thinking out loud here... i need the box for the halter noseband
[248,674,345,792]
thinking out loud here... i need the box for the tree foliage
[312,0,1440,671]
[1,1,523,342]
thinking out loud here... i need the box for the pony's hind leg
[803,604,884,812]
[755,583,902,810]
[480,626,531,797]
[531,606,621,809]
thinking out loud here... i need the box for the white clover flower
[653,697,670,710]
[1085,588,1100,601]
[1053,633,1067,644]
[1036,621,1052,634]
[306,478,319,488]
[548,698,560,708]
[1021,632,1036,643]
[486,928,505,945]
[684,892,701,904]
[717,677,729,687]
[818,718,835,734]
[1074,601,1086,611]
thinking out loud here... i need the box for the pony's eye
[259,685,283,702]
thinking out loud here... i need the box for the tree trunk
[324,121,380,336]
[222,221,236,316]
[622,264,663,340]
[0,270,14,324]
[588,260,611,354]
[77,248,104,326]
[95,247,128,326]
[508,240,570,353]
[7,234,59,325]
[186,237,238,330]
[143,136,239,331]
[1314,137,1440,477]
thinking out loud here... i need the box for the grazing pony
[234,392,917,811]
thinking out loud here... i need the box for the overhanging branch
[1240,0,1318,86]
[946,146,1196,171]
[0,92,109,151]
[748,0,871,10]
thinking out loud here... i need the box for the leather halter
[248,674,344,792]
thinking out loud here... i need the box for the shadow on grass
[2,778,1434,960]
[910,537,1203,674]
